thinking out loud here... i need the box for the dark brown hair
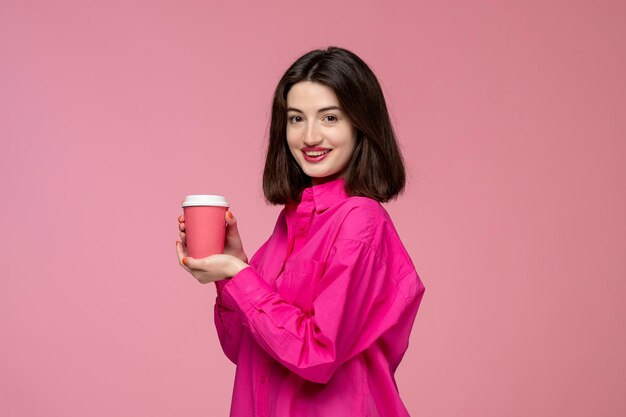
[263,46,406,205]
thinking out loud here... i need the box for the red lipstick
[302,147,332,163]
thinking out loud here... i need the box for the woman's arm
[213,280,244,365]
[212,235,273,365]
[177,207,248,363]
[219,237,425,384]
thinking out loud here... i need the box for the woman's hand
[178,210,248,263]
[176,209,249,284]
[175,243,249,284]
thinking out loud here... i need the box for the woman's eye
[324,115,338,122]
[288,115,301,123]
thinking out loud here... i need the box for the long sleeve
[220,237,425,384]
[213,238,272,365]
[213,280,243,365]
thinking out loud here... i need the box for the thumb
[182,256,201,270]
[225,210,241,236]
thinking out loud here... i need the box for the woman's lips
[302,149,331,162]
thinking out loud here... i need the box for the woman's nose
[303,124,322,145]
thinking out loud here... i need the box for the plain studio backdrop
[1,1,625,416]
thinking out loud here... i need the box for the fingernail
[227,211,234,219]
[182,257,188,265]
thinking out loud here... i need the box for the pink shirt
[214,177,426,417]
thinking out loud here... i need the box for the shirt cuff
[220,266,274,315]
[214,278,236,310]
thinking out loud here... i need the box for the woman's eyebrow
[287,106,342,113]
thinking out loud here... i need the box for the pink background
[1,1,625,416]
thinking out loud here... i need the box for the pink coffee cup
[181,195,229,258]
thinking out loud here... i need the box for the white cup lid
[182,195,229,207]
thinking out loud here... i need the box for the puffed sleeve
[219,236,425,384]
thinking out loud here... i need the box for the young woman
[176,46,426,417]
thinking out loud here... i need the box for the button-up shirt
[214,177,426,417]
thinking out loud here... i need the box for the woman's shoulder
[343,194,385,210]
[332,196,417,280]
[333,196,394,244]
[339,195,387,217]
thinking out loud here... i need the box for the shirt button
[260,375,266,384]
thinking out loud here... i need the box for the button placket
[253,361,271,417]
[291,194,315,252]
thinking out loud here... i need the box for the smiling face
[286,81,358,186]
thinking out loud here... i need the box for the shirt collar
[300,177,349,213]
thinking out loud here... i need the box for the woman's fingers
[175,241,191,272]
[176,241,208,283]
[176,240,188,258]
[224,210,248,263]
[178,215,185,243]
[225,211,243,249]
[180,256,202,270]
[225,210,241,241]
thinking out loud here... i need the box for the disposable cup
[181,195,229,258]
